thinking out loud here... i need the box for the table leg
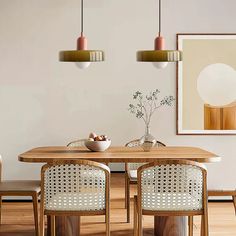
[47,216,80,236]
[154,216,187,236]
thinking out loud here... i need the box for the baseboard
[208,199,233,202]
[2,199,34,202]
[111,171,125,173]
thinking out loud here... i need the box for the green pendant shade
[137,50,182,62]
[59,0,104,67]
[59,50,105,62]
[136,0,182,64]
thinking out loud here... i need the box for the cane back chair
[0,155,40,236]
[134,160,209,236]
[40,160,110,236]
[67,140,109,165]
[67,139,87,147]
[208,190,236,214]
[188,189,236,235]
[125,139,166,222]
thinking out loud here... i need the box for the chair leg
[188,216,193,236]
[134,196,138,236]
[40,216,45,236]
[32,192,39,236]
[137,200,142,236]
[232,195,236,215]
[76,216,81,235]
[106,213,111,236]
[40,201,45,236]
[127,179,131,223]
[50,215,56,236]
[201,215,204,236]
[204,211,209,236]
[0,196,2,225]
[46,216,51,236]
[203,211,209,236]
[201,214,209,236]
[106,212,110,236]
[125,173,128,209]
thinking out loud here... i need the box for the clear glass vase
[140,125,156,152]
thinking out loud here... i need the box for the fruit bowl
[85,140,111,152]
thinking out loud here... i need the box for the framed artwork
[177,34,236,134]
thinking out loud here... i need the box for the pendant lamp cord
[158,0,161,37]
[81,0,84,35]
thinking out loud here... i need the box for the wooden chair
[133,160,209,236]
[67,139,87,147]
[124,139,166,223]
[208,190,236,214]
[40,160,110,236]
[67,139,109,166]
[0,155,40,236]
[188,189,236,235]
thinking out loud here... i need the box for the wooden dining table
[19,146,220,236]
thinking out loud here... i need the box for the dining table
[18,146,220,236]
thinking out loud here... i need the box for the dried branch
[128,89,175,126]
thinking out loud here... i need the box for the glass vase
[140,125,156,152]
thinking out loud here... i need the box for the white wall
[0,0,236,190]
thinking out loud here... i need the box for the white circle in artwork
[197,63,236,107]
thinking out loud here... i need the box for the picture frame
[177,33,236,135]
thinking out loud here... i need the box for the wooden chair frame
[67,140,109,166]
[188,189,236,236]
[208,190,236,214]
[133,160,209,236]
[40,159,110,236]
[125,140,166,223]
[66,139,87,147]
[0,155,40,236]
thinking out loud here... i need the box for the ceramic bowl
[84,140,111,152]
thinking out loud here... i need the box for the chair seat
[0,180,41,193]
[129,170,138,181]
[46,192,105,211]
[142,192,202,211]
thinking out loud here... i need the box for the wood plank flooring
[0,173,236,235]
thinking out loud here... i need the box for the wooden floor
[0,173,236,236]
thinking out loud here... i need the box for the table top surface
[18,146,221,163]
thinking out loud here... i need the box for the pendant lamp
[137,0,182,68]
[59,0,104,69]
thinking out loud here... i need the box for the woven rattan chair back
[40,160,110,236]
[124,139,166,223]
[67,140,109,166]
[138,160,206,212]
[125,139,166,171]
[125,139,165,148]
[134,160,208,236]
[67,139,87,147]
